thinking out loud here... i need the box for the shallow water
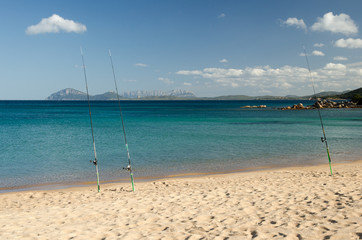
[1,100,361,190]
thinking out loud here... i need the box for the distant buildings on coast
[47,88,196,100]
[122,89,195,99]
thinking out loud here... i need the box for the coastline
[1,164,281,194]
[1,160,361,239]
[0,159,355,194]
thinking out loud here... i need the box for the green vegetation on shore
[351,94,362,105]
[334,87,362,105]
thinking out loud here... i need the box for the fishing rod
[108,50,135,192]
[80,47,101,191]
[303,47,333,176]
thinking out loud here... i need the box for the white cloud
[26,14,86,35]
[177,66,307,89]
[203,68,244,78]
[272,82,293,89]
[246,67,265,77]
[314,43,324,47]
[320,63,347,79]
[335,38,362,48]
[135,63,148,67]
[324,63,346,70]
[300,50,325,57]
[219,58,228,63]
[218,13,225,18]
[158,77,174,84]
[310,12,358,35]
[176,70,203,75]
[183,82,192,86]
[347,62,362,67]
[312,50,325,56]
[176,63,362,94]
[334,56,348,61]
[282,17,307,30]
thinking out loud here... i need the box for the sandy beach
[1,161,361,240]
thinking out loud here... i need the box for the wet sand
[1,160,361,239]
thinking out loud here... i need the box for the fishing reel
[321,137,326,143]
[123,164,131,172]
[90,159,97,166]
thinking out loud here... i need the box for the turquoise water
[0,100,361,191]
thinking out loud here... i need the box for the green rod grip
[130,173,135,192]
[96,165,100,192]
[326,148,333,176]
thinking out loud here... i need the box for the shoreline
[1,159,360,194]
[0,161,328,194]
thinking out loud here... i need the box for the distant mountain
[47,88,88,100]
[92,91,120,100]
[196,88,361,100]
[285,95,299,98]
[303,90,348,99]
[197,95,253,100]
[199,95,303,100]
[47,87,361,101]
[335,87,362,99]
[47,88,196,100]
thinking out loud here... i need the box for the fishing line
[80,47,101,191]
[303,47,333,176]
[109,50,135,192]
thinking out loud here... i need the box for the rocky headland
[281,99,360,110]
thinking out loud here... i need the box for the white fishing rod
[109,50,135,192]
[303,47,333,176]
[80,47,101,191]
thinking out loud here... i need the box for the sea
[1,100,361,192]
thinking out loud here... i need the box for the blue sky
[1,0,362,99]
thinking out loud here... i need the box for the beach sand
[1,161,361,240]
